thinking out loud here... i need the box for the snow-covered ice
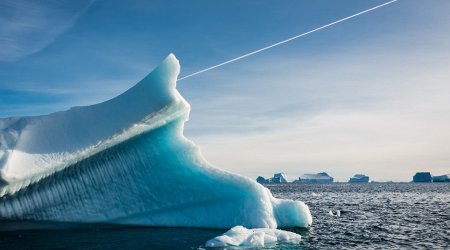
[0,54,312,229]
[205,226,301,247]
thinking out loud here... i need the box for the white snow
[0,54,312,229]
[1,54,180,183]
[205,226,301,248]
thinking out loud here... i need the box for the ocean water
[1,183,449,249]
[270,183,450,249]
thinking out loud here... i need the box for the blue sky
[1,0,449,181]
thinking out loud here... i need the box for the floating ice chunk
[205,226,301,248]
[0,54,312,229]
[328,210,341,217]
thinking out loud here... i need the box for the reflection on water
[0,224,223,250]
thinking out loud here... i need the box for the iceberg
[256,176,268,184]
[0,54,312,229]
[270,173,288,183]
[432,174,450,183]
[256,173,288,184]
[348,174,369,183]
[412,172,432,183]
[296,172,334,183]
[205,225,301,248]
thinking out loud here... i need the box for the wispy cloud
[1,0,449,181]
[181,19,450,181]
[0,0,93,61]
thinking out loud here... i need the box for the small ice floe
[328,210,341,217]
[205,226,301,248]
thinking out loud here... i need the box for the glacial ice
[0,54,312,229]
[205,226,301,247]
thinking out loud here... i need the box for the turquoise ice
[0,54,312,229]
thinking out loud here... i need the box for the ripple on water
[267,182,450,249]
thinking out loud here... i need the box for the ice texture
[205,226,301,247]
[0,54,312,229]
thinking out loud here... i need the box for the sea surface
[1,183,449,249]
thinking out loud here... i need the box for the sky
[1,0,449,181]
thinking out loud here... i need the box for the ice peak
[0,54,185,184]
[140,53,180,90]
[0,54,312,231]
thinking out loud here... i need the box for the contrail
[178,0,398,81]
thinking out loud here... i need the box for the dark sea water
[1,183,449,249]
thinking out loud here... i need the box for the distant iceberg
[256,173,288,184]
[257,176,268,184]
[432,174,450,183]
[0,54,312,229]
[270,173,288,183]
[296,172,334,183]
[413,172,432,183]
[348,174,369,183]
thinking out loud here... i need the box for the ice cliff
[0,54,312,229]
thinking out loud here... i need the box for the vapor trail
[178,0,398,81]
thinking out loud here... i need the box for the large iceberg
[0,54,312,229]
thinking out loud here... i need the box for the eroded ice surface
[0,54,312,229]
[205,226,301,247]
